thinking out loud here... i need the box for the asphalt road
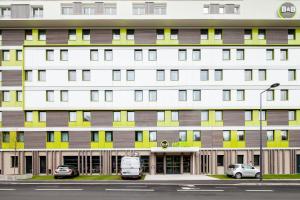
[0,182,300,200]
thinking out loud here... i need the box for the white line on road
[0,189,16,191]
[245,190,274,192]
[35,189,84,191]
[105,188,154,192]
[177,189,224,192]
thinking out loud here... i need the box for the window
[46,50,54,61]
[214,69,223,81]
[201,29,208,40]
[60,50,68,61]
[170,70,179,81]
[127,29,134,40]
[156,29,164,40]
[178,49,187,61]
[171,111,179,121]
[179,131,187,142]
[214,29,222,40]
[217,155,224,166]
[133,3,145,15]
[281,89,288,101]
[267,90,274,101]
[112,70,121,81]
[82,70,91,81]
[2,132,10,143]
[91,131,99,142]
[149,131,157,141]
[105,90,113,102]
[83,112,91,122]
[193,90,201,101]
[288,69,296,81]
[245,111,252,121]
[237,131,245,141]
[25,70,32,82]
[2,50,10,61]
[16,91,22,102]
[126,70,135,81]
[69,112,77,122]
[258,29,266,40]
[61,6,73,15]
[113,111,121,122]
[148,49,157,61]
[135,131,143,142]
[90,49,98,61]
[82,29,90,40]
[112,29,120,40]
[104,3,116,15]
[60,90,68,102]
[289,110,296,121]
[237,155,244,164]
[47,131,54,142]
[258,110,266,121]
[192,49,201,61]
[39,111,46,122]
[25,111,33,122]
[170,29,178,40]
[38,70,46,81]
[68,70,76,81]
[2,91,10,102]
[157,111,165,121]
[38,30,46,41]
[201,110,209,121]
[16,50,23,61]
[288,29,295,40]
[90,90,99,102]
[236,49,244,60]
[25,30,33,40]
[280,49,288,61]
[134,90,143,102]
[244,69,253,81]
[215,111,223,121]
[127,111,135,122]
[105,131,113,142]
[104,49,113,61]
[203,5,209,14]
[11,156,18,168]
[154,3,167,15]
[149,90,157,102]
[219,6,224,14]
[61,131,69,142]
[134,49,143,61]
[1,7,11,17]
[223,90,231,101]
[193,131,201,141]
[178,90,187,101]
[156,70,165,81]
[281,130,288,141]
[244,29,252,40]
[267,130,274,141]
[68,29,76,40]
[46,90,54,102]
[16,131,24,142]
[223,131,231,141]
[259,69,267,81]
[200,69,209,81]
[266,49,274,60]
[237,90,245,101]
[254,155,260,166]
[222,49,230,60]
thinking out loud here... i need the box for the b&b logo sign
[278,2,296,18]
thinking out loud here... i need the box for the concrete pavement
[144,174,218,180]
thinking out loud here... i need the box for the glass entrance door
[183,155,191,173]
[156,156,164,174]
[297,155,300,174]
[25,156,32,174]
[166,156,181,174]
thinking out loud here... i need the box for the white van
[121,156,142,179]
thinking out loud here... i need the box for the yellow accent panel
[267,130,289,148]
[289,110,300,126]
[223,130,246,148]
[1,50,23,66]
[68,28,90,45]
[244,28,266,45]
[46,131,69,149]
[245,110,267,126]
[24,111,46,128]
[113,111,135,127]
[24,29,46,45]
[112,29,134,45]
[157,111,179,127]
[68,111,91,127]
[201,110,223,126]
[91,131,113,148]
[156,28,179,45]
[1,91,22,107]
[1,131,24,149]
[173,130,201,147]
[135,130,157,148]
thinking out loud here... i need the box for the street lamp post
[259,83,280,182]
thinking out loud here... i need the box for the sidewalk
[144,174,218,181]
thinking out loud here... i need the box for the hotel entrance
[155,155,192,174]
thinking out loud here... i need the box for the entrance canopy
[150,147,199,153]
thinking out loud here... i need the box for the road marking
[177,189,224,192]
[35,189,83,191]
[105,188,154,192]
[245,190,273,192]
[0,189,16,191]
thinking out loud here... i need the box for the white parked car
[226,164,261,179]
[121,156,142,179]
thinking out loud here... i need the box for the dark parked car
[54,165,79,179]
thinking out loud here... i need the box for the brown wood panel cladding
[178,29,200,44]
[90,29,112,44]
[266,29,288,44]
[223,110,245,126]
[1,29,25,46]
[201,131,223,148]
[245,130,267,147]
[91,111,113,126]
[46,111,68,127]
[69,131,90,148]
[135,111,157,126]
[157,131,178,145]
[113,131,135,148]
[223,29,244,44]
[2,70,22,86]
[179,110,201,126]
[289,130,300,147]
[135,29,156,44]
[24,132,46,149]
[267,110,288,125]
[2,111,24,127]
[46,30,68,44]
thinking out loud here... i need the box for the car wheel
[255,172,261,179]
[235,173,242,179]
[54,176,58,179]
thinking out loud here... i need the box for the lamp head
[270,83,280,88]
